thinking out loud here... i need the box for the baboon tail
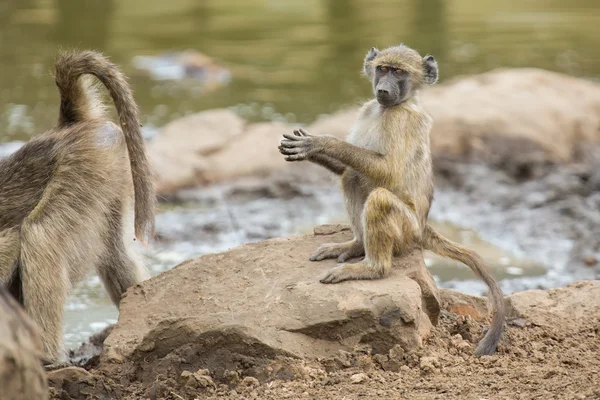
[422,224,505,356]
[54,49,155,242]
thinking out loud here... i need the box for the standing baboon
[279,44,505,356]
[0,50,155,364]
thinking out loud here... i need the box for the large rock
[149,109,291,195]
[0,287,48,400]
[424,68,600,173]
[99,225,440,383]
[506,280,600,328]
[148,109,246,193]
[149,69,600,194]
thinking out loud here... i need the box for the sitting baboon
[279,44,505,356]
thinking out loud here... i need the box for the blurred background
[1,0,599,138]
[0,0,599,349]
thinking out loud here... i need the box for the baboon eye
[379,66,388,73]
[393,69,405,76]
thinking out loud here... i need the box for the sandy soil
[47,284,600,400]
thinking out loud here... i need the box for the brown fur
[279,44,505,356]
[0,49,155,363]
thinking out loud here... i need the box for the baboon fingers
[320,265,358,284]
[284,154,307,161]
[282,132,302,141]
[279,140,299,148]
[310,241,362,262]
[279,146,303,155]
[310,244,341,261]
[320,262,385,284]
[298,128,311,137]
[337,251,352,263]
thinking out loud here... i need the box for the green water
[1,0,599,142]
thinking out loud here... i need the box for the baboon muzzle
[375,79,399,107]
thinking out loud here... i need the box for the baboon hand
[278,128,325,162]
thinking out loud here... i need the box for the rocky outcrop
[99,224,440,385]
[44,229,600,399]
[0,287,48,400]
[149,109,293,195]
[506,279,600,329]
[149,68,600,194]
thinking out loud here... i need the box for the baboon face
[363,45,439,108]
[373,65,411,107]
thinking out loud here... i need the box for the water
[1,0,599,141]
[1,0,598,348]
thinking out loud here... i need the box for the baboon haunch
[0,50,155,364]
[279,44,505,356]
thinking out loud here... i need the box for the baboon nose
[377,89,389,96]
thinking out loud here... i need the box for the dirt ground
[48,292,600,400]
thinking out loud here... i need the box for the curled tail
[422,224,505,356]
[54,49,155,242]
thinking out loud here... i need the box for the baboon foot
[310,241,363,262]
[320,261,385,284]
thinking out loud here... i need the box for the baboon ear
[364,47,379,77]
[423,55,438,85]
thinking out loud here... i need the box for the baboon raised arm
[0,50,155,364]
[279,44,505,357]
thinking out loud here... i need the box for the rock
[149,111,295,195]
[449,334,473,352]
[206,121,290,182]
[313,224,351,236]
[0,287,48,400]
[440,289,491,322]
[506,280,600,329]
[424,69,600,179]
[583,256,598,267]
[132,49,231,85]
[100,225,440,384]
[47,367,93,397]
[419,356,439,372]
[180,369,216,389]
[241,376,260,388]
[148,109,245,193]
[350,372,369,384]
[68,324,115,365]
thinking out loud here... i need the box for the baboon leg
[17,146,117,362]
[0,228,20,283]
[310,240,364,262]
[20,219,71,363]
[342,172,367,243]
[96,200,148,306]
[321,188,420,284]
